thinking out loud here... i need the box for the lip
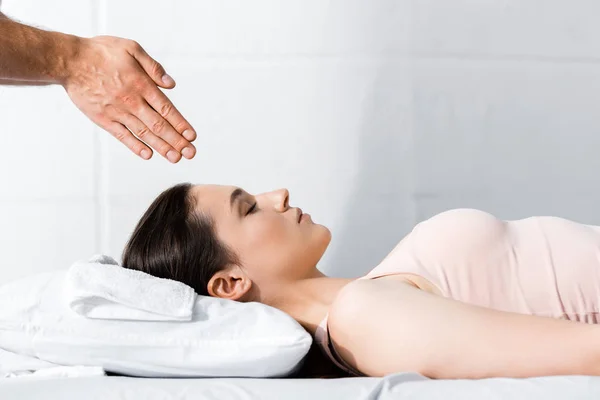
[296,208,303,223]
[300,213,310,222]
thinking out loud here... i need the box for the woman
[122,183,600,379]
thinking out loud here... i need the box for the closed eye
[246,202,258,215]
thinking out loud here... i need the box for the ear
[207,265,252,301]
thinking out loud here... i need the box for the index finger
[145,87,197,143]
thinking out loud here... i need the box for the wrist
[51,33,84,86]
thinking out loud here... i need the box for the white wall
[1,0,600,285]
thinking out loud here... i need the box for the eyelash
[246,202,258,215]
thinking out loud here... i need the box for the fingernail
[162,74,175,86]
[167,150,180,163]
[183,129,196,141]
[182,146,194,159]
[141,149,151,159]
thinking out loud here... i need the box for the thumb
[130,43,175,89]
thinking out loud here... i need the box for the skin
[193,184,600,379]
[191,184,351,334]
[0,10,196,163]
[8,2,600,381]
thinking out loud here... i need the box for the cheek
[246,216,291,250]
[216,218,295,276]
[240,218,330,280]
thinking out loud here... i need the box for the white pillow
[0,271,312,378]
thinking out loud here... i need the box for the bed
[2,373,600,399]
[3,270,600,399]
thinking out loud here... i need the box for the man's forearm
[0,13,80,85]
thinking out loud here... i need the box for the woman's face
[190,184,331,294]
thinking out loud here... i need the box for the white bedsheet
[1,373,600,399]
[0,348,61,377]
[3,345,600,399]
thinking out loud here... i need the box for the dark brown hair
[122,183,347,378]
[121,183,238,296]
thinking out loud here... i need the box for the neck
[265,273,354,336]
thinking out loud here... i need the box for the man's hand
[0,12,197,163]
[63,36,196,162]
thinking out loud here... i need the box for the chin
[314,226,332,255]
[313,221,331,235]
[310,222,331,240]
[323,227,332,244]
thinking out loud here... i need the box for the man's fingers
[129,41,175,89]
[105,121,153,160]
[120,114,182,163]
[64,35,198,163]
[135,101,196,161]
[145,87,197,143]
[126,40,197,149]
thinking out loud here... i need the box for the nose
[274,188,290,212]
[257,188,290,212]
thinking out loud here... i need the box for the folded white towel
[63,254,197,322]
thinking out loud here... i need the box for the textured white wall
[1,0,599,285]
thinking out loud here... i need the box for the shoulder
[328,281,378,341]
[326,279,424,376]
[326,280,381,375]
[328,279,417,344]
[329,280,372,322]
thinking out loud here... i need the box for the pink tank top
[314,208,600,376]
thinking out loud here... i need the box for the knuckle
[143,90,157,103]
[131,77,147,90]
[173,120,188,132]
[151,119,166,133]
[136,103,148,115]
[113,129,128,142]
[136,126,150,139]
[120,94,138,107]
[94,114,108,125]
[172,138,187,150]
[128,40,142,52]
[152,61,164,76]
[158,102,172,118]
[103,104,118,118]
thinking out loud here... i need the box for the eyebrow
[229,187,244,211]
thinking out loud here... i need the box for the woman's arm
[328,279,600,379]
